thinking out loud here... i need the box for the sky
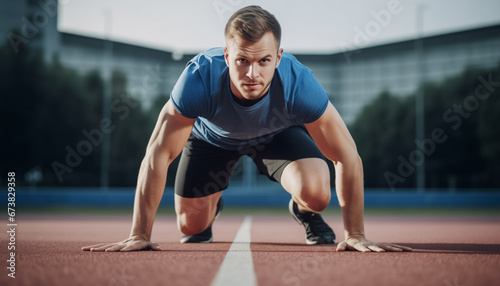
[58,0,500,55]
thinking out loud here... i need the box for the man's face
[224,32,283,101]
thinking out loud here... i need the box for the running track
[1,213,500,286]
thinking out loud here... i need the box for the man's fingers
[335,241,347,251]
[120,242,148,252]
[82,240,161,252]
[105,244,127,252]
[353,244,371,252]
[90,244,117,252]
[117,245,136,252]
[335,239,413,253]
[149,242,162,251]
[336,240,371,252]
[120,241,161,252]
[368,245,386,252]
[82,243,109,251]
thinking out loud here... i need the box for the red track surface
[1,214,500,286]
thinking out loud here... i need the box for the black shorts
[174,125,326,198]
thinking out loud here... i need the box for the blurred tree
[0,38,44,183]
[108,70,156,186]
[423,67,486,188]
[0,40,166,187]
[477,62,500,187]
[349,63,500,190]
[350,91,416,188]
[0,40,99,186]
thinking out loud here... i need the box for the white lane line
[211,216,257,286]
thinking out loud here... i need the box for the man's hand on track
[336,235,413,252]
[82,237,161,252]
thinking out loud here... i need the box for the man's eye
[261,59,270,63]
[238,59,247,63]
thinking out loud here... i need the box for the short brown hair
[225,5,281,48]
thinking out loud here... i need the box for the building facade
[58,32,190,109]
[296,25,500,124]
[2,1,500,187]
[56,24,500,124]
[3,1,499,122]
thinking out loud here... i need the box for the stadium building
[2,0,500,186]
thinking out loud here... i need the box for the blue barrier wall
[6,187,500,207]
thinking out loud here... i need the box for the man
[83,6,411,252]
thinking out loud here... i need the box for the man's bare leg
[280,158,335,244]
[175,192,223,236]
[281,158,331,213]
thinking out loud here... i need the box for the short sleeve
[290,68,329,124]
[170,62,208,119]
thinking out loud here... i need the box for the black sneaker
[289,199,336,245]
[180,225,213,243]
[180,197,224,243]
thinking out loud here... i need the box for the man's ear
[275,48,284,68]
[224,46,230,67]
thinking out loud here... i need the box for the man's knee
[298,183,331,212]
[283,159,331,212]
[286,170,331,212]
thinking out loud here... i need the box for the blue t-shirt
[171,47,329,150]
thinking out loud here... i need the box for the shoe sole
[306,237,335,245]
[306,238,318,245]
[180,236,213,243]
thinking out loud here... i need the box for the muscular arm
[305,102,412,252]
[82,100,195,251]
[305,102,365,240]
[130,100,195,241]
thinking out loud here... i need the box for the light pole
[100,9,113,190]
[415,4,425,192]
